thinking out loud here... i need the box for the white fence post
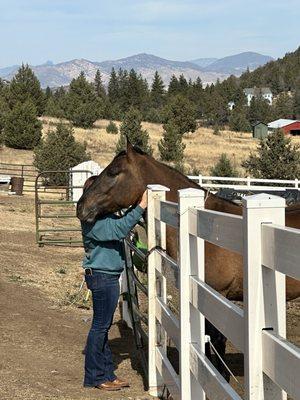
[178,188,206,400]
[147,184,170,397]
[243,194,286,400]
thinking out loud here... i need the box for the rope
[207,337,243,391]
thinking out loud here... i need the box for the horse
[77,142,300,301]
[76,141,300,381]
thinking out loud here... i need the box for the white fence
[146,185,300,400]
[188,175,300,191]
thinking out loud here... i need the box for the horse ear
[126,138,135,162]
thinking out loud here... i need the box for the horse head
[76,141,146,222]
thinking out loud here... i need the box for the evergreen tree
[150,71,165,108]
[65,72,102,128]
[242,129,300,179]
[293,86,300,119]
[168,75,180,96]
[94,69,106,100]
[108,68,120,105]
[45,86,67,118]
[34,123,89,185]
[4,100,42,149]
[115,107,152,154]
[204,90,228,126]
[247,95,273,124]
[162,95,197,135]
[210,154,238,177]
[8,64,45,115]
[45,86,52,101]
[273,92,294,119]
[158,121,185,163]
[229,106,251,132]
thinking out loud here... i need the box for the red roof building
[281,121,300,135]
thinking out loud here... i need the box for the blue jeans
[84,271,120,387]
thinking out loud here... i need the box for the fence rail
[145,185,300,400]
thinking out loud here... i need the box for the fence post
[295,178,299,189]
[147,184,170,397]
[247,176,251,189]
[243,193,286,400]
[178,188,206,400]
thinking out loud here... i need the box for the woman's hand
[139,190,148,209]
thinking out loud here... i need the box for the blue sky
[0,0,299,66]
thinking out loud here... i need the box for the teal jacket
[81,205,144,275]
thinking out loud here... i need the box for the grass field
[3,116,300,175]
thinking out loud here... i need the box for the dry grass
[2,117,300,176]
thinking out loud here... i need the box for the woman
[80,176,147,391]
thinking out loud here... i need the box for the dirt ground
[0,193,151,400]
[0,189,299,400]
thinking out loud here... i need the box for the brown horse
[77,142,300,302]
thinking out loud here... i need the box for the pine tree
[4,100,42,149]
[65,72,102,128]
[211,154,237,178]
[108,68,119,104]
[274,92,294,119]
[247,95,273,124]
[150,71,165,108]
[34,123,89,185]
[163,95,197,135]
[158,121,185,163]
[168,75,180,96]
[229,106,251,132]
[293,86,300,119]
[8,64,45,115]
[94,69,106,99]
[115,107,152,154]
[242,129,300,179]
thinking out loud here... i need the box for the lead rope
[206,336,243,391]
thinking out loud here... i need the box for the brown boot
[95,381,121,391]
[111,377,130,388]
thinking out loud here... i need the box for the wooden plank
[156,297,180,350]
[189,209,243,254]
[190,343,242,400]
[155,250,179,289]
[154,199,178,228]
[155,347,180,400]
[262,330,300,399]
[190,276,244,352]
[262,223,300,280]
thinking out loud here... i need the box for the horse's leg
[205,320,230,382]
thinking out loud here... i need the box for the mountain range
[0,51,273,88]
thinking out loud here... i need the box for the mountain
[0,52,272,88]
[204,52,274,75]
[190,58,218,68]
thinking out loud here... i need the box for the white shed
[70,160,103,202]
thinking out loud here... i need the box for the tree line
[0,61,300,181]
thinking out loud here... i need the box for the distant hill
[204,52,274,75]
[0,51,272,88]
[190,58,218,68]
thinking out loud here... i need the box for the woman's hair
[83,175,98,193]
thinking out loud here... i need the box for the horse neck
[138,155,242,215]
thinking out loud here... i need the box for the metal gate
[35,169,92,246]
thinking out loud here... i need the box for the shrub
[242,129,300,179]
[106,121,118,134]
[4,100,42,149]
[162,94,197,135]
[34,123,89,185]
[211,154,238,178]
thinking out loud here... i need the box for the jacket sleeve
[83,205,144,241]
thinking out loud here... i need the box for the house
[268,119,300,135]
[243,87,273,106]
[252,122,268,139]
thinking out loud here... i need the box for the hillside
[239,46,300,93]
